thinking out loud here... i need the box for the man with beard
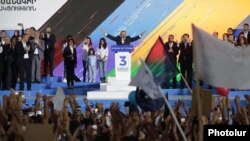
[164,34,179,88]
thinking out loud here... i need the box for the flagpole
[180,73,193,94]
[192,24,203,141]
[160,88,187,141]
[194,74,203,141]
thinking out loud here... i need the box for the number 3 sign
[119,56,127,66]
[115,52,131,80]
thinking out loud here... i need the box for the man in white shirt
[31,31,45,83]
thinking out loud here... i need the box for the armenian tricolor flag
[145,37,178,86]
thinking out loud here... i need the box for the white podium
[114,52,131,81]
[86,45,136,100]
[112,45,134,81]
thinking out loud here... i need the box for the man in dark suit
[42,27,56,76]
[0,30,7,42]
[179,33,193,88]
[239,23,250,43]
[100,28,145,45]
[164,34,179,88]
[63,39,77,89]
[0,35,5,89]
[14,34,33,90]
[3,37,15,90]
[2,37,14,90]
[0,32,8,90]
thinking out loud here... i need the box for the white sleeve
[62,43,67,52]
[97,48,100,55]
[106,47,109,57]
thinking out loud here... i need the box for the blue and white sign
[115,52,131,81]
[111,45,134,52]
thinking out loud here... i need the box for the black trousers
[4,57,14,90]
[172,75,177,88]
[11,62,17,89]
[65,60,75,87]
[180,63,192,88]
[15,59,32,90]
[82,60,87,82]
[44,53,54,76]
[171,59,177,88]
[0,61,3,90]
[162,69,177,88]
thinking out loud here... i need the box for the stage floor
[0,82,100,96]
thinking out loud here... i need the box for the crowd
[0,90,249,141]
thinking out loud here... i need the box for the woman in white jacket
[97,38,108,83]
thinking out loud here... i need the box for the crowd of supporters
[0,90,249,141]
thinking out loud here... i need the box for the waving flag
[145,37,178,85]
[193,25,250,89]
[129,59,188,141]
[129,59,162,99]
[53,87,66,111]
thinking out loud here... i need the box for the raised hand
[17,23,24,29]
[83,97,88,106]
[96,103,104,112]
[234,96,240,104]
[145,111,152,123]
[244,94,250,102]
[141,31,146,36]
[226,97,232,109]
[100,28,107,34]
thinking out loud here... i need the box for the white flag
[53,87,65,111]
[129,59,162,99]
[193,25,250,89]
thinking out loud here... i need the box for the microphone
[17,23,23,26]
